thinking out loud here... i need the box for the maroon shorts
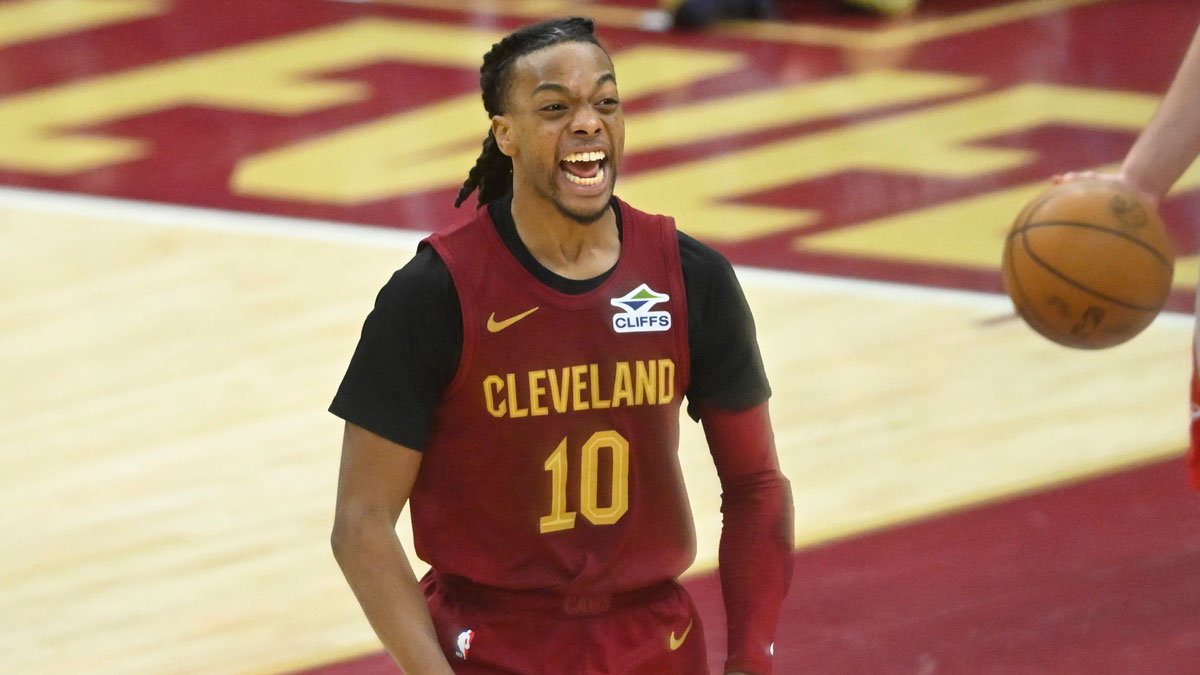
[421,571,708,674]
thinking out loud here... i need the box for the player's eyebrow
[532,82,569,95]
[532,73,617,96]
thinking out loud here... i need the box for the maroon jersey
[414,198,694,594]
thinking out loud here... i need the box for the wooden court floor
[0,187,1190,674]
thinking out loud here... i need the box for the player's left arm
[699,400,794,675]
[679,230,794,675]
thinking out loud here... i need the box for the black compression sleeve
[328,245,461,450]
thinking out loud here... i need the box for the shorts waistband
[433,572,676,617]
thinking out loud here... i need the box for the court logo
[455,629,475,660]
[611,283,671,333]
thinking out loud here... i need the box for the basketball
[1001,178,1175,349]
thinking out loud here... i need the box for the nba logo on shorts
[455,629,475,660]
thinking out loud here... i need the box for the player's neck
[510,192,620,280]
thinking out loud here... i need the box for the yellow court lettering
[232,45,744,204]
[618,80,1159,242]
[0,0,165,50]
[0,19,497,174]
[795,84,1162,271]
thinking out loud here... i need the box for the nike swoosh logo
[668,619,693,651]
[487,306,538,333]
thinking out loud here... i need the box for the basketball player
[329,17,794,675]
[1054,23,1200,488]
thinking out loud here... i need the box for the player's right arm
[331,422,455,675]
[328,246,462,672]
[679,232,793,675]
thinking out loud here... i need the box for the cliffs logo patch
[611,283,671,333]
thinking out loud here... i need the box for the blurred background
[3,0,1200,673]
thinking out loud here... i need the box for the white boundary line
[0,184,426,250]
[1,184,1192,323]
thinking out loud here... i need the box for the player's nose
[569,106,602,135]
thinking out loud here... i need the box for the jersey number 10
[539,430,630,534]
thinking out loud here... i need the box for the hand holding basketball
[1001,178,1175,349]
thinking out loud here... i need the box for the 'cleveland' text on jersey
[483,358,675,418]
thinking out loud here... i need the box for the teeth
[564,166,605,187]
[563,151,606,163]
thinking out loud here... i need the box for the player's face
[493,41,624,224]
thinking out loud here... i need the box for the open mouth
[560,150,607,188]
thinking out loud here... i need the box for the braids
[454,17,605,208]
[455,131,510,208]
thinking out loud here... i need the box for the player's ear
[492,115,515,157]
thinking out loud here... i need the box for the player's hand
[1051,171,1161,208]
[1052,169,1118,185]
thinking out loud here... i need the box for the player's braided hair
[454,17,606,208]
